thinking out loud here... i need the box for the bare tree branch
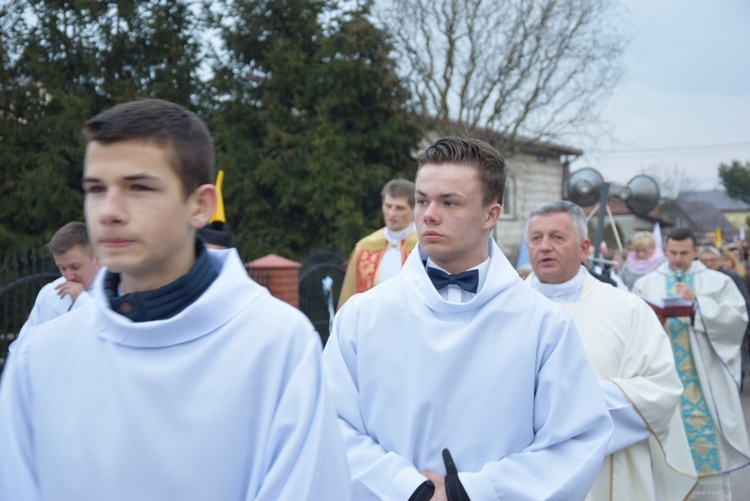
[641,164,699,200]
[378,0,628,150]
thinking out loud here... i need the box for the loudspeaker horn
[567,167,604,206]
[616,175,660,216]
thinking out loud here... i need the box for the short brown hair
[417,137,506,206]
[82,99,214,197]
[47,222,92,257]
[381,179,416,208]
[666,227,697,247]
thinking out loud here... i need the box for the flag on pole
[715,226,722,248]
[516,239,529,268]
[209,169,226,224]
[198,169,233,248]
[653,222,663,249]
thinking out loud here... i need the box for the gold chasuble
[338,228,418,309]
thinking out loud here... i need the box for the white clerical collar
[531,266,586,303]
[667,261,696,275]
[425,256,490,303]
[384,222,416,245]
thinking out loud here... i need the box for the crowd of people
[586,229,750,394]
[1,98,749,500]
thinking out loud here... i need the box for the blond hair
[631,231,655,251]
[721,247,745,277]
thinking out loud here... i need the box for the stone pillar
[245,254,302,308]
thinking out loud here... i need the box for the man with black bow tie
[323,137,613,500]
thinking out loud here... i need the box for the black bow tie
[426,268,479,293]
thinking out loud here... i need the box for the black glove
[408,480,435,501]
[443,448,470,501]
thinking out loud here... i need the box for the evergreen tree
[203,0,420,259]
[1,0,419,261]
[0,0,202,257]
[719,160,750,205]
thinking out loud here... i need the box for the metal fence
[0,249,60,373]
[0,247,347,375]
[298,248,346,345]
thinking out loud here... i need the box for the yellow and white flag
[210,170,226,224]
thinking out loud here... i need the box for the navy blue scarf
[104,240,218,322]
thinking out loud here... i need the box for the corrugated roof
[678,190,750,212]
[430,122,583,157]
[670,198,737,233]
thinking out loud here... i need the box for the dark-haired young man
[0,99,351,500]
[338,178,418,308]
[323,137,612,500]
[634,228,750,499]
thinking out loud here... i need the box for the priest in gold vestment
[338,179,417,309]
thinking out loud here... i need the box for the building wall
[492,152,565,265]
[724,211,750,231]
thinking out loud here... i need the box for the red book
[639,295,695,318]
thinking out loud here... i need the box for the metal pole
[605,202,624,254]
[593,183,610,262]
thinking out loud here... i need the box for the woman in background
[620,231,666,289]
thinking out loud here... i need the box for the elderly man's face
[699,251,721,271]
[527,212,590,284]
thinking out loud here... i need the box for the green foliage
[203,0,420,259]
[0,3,89,253]
[719,160,750,204]
[1,0,420,261]
[0,0,204,257]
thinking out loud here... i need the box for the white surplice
[20,276,92,330]
[0,249,352,501]
[633,262,750,475]
[532,268,697,500]
[323,238,613,500]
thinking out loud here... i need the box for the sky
[568,0,750,193]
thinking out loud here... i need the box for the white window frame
[500,176,515,219]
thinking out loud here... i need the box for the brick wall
[245,254,301,308]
